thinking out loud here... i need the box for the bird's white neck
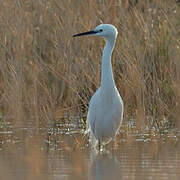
[100,38,116,90]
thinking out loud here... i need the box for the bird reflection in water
[89,150,122,180]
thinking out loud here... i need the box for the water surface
[0,127,179,180]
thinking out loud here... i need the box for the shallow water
[0,126,180,180]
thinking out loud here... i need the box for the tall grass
[0,0,179,130]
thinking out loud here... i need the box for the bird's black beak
[73,30,98,37]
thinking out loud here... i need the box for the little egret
[73,24,123,150]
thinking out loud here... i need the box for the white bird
[73,24,123,150]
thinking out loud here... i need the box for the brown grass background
[0,0,179,130]
[0,1,180,180]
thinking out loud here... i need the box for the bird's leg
[111,138,115,155]
[98,140,101,151]
[112,137,117,150]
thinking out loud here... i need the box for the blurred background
[0,0,179,179]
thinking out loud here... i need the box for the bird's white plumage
[88,86,123,147]
[74,24,123,149]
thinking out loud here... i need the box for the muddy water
[0,128,180,180]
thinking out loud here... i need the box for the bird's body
[73,24,123,149]
[88,86,123,146]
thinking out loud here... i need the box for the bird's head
[73,24,118,41]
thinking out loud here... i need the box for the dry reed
[0,0,179,131]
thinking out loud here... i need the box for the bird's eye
[99,29,103,32]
